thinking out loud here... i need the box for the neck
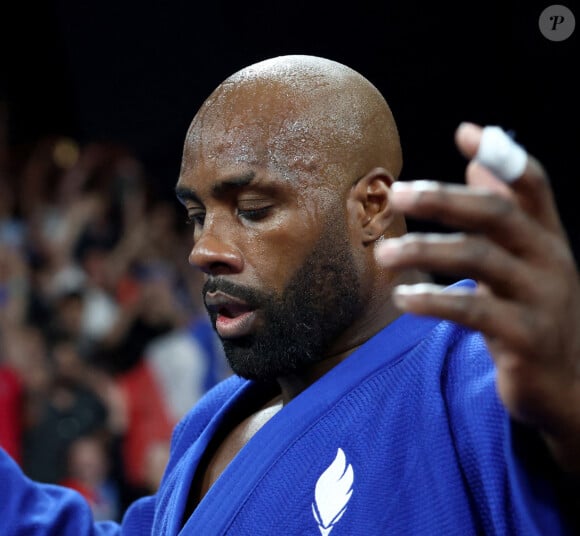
[276,352,349,404]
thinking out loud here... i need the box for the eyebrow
[175,172,256,203]
[211,172,256,196]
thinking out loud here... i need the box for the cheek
[243,214,320,291]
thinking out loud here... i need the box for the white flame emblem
[311,448,354,535]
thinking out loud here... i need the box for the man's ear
[347,167,395,244]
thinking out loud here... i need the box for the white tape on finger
[475,126,528,183]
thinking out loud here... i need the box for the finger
[464,160,515,199]
[455,122,566,237]
[391,283,534,350]
[389,181,553,259]
[375,232,534,299]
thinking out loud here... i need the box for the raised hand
[376,122,580,474]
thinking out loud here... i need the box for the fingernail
[457,122,479,146]
[394,283,445,295]
[375,238,403,265]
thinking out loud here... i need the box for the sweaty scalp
[183,55,403,189]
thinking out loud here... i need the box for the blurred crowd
[0,104,230,520]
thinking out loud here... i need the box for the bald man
[1,55,578,535]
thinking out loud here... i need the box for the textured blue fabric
[0,448,120,535]
[0,280,573,534]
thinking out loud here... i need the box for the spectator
[60,433,121,522]
[0,124,230,520]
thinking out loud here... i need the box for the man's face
[176,156,364,381]
[176,85,366,380]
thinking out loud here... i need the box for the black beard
[203,227,363,381]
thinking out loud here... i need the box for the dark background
[1,0,578,259]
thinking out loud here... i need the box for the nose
[188,228,244,276]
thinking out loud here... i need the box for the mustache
[202,277,268,308]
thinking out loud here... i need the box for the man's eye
[238,206,272,221]
[186,213,205,226]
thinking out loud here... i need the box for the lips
[204,290,258,339]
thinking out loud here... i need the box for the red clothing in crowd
[0,366,23,464]
[117,360,174,490]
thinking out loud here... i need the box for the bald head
[182,55,402,190]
